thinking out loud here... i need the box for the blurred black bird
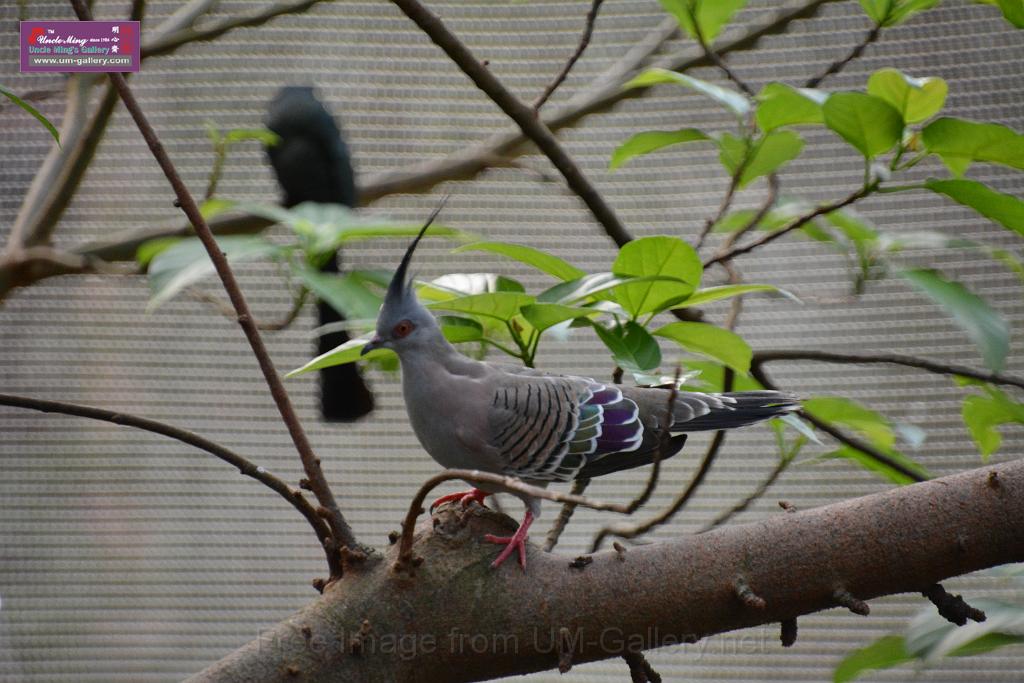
[265,86,374,421]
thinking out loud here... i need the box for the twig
[804,24,881,88]
[0,392,337,574]
[833,588,870,615]
[72,0,360,570]
[389,0,633,248]
[689,6,755,97]
[590,429,727,552]
[533,0,605,111]
[705,182,876,267]
[754,349,1024,392]
[623,650,662,683]
[780,618,798,647]
[922,583,987,626]
[543,477,590,552]
[189,287,310,332]
[394,469,636,572]
[697,160,747,250]
[750,363,928,483]
[142,0,332,59]
[729,173,780,245]
[699,452,792,532]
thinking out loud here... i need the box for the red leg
[484,509,534,570]
[429,487,490,512]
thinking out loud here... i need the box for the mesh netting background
[2,0,1023,680]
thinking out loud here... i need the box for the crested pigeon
[362,219,799,570]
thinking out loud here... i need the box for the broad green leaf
[654,322,752,373]
[962,385,1024,460]
[755,82,827,131]
[539,273,630,304]
[867,68,947,123]
[453,241,584,280]
[199,197,235,220]
[823,92,904,158]
[901,268,1010,372]
[147,236,283,311]
[609,129,711,170]
[834,635,912,682]
[613,236,702,317]
[718,130,804,188]
[520,303,601,332]
[428,292,535,323]
[926,178,1024,237]
[223,126,280,146]
[680,360,765,391]
[625,68,751,118]
[778,412,822,445]
[591,321,662,374]
[973,0,1024,27]
[921,117,1024,176]
[675,284,779,307]
[292,262,382,320]
[908,598,1024,663]
[437,315,484,343]
[0,84,60,145]
[286,337,394,377]
[136,237,182,267]
[419,273,526,302]
[803,396,895,449]
[822,444,930,485]
[712,200,818,234]
[658,0,748,42]
[859,0,939,25]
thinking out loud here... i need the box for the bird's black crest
[385,197,449,306]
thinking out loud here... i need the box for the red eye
[392,320,414,339]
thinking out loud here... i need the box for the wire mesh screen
[1,0,1023,680]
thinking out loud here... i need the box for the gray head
[361,204,447,358]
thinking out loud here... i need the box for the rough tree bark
[189,457,1024,682]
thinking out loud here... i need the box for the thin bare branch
[71,0,360,570]
[146,0,220,42]
[142,0,332,60]
[705,182,876,267]
[699,452,792,532]
[688,5,755,97]
[754,349,1024,391]
[533,0,605,111]
[395,469,639,572]
[189,286,310,331]
[804,24,881,88]
[389,0,633,248]
[591,429,727,552]
[0,392,337,574]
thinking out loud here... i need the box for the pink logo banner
[20,21,140,73]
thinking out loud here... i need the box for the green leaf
[625,68,751,118]
[136,237,182,268]
[0,84,60,146]
[908,598,1024,663]
[657,0,747,42]
[452,241,584,280]
[823,92,904,158]
[718,130,805,188]
[520,303,601,332]
[901,268,1010,372]
[653,322,752,373]
[834,635,912,682]
[292,262,382,320]
[147,236,283,311]
[223,126,280,146]
[859,0,939,25]
[675,284,780,307]
[421,273,525,300]
[613,236,703,318]
[973,0,1024,27]
[591,321,662,374]
[680,360,764,391]
[286,338,394,378]
[823,444,929,485]
[803,396,895,449]
[755,82,827,131]
[428,292,535,323]
[867,68,947,123]
[437,315,484,344]
[921,117,1024,176]
[925,178,1024,237]
[609,129,711,170]
[962,385,1024,460]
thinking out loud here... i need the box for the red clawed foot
[429,487,490,512]
[484,510,535,570]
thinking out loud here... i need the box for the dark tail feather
[678,391,798,432]
[578,435,687,479]
[317,254,374,422]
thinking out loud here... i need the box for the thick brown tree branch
[189,458,1024,682]
[0,392,337,574]
[68,0,360,567]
